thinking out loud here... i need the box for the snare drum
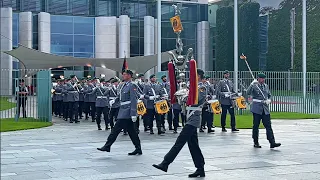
[207,100,222,114]
[137,100,147,116]
[235,96,246,109]
[155,100,169,114]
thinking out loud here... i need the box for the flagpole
[157,0,162,72]
[302,0,307,100]
[234,0,239,93]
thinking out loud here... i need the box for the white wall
[144,16,155,78]
[19,12,32,48]
[118,15,130,58]
[197,21,210,71]
[38,12,51,53]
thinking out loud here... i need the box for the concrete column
[19,12,32,48]
[197,21,210,71]
[144,16,155,78]
[38,12,50,53]
[95,16,117,77]
[0,7,13,95]
[118,15,130,58]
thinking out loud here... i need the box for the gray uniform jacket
[83,84,96,103]
[82,85,90,102]
[89,86,109,108]
[65,83,79,102]
[143,82,164,109]
[53,84,63,101]
[186,82,207,128]
[117,81,138,119]
[216,79,235,105]
[109,85,120,108]
[79,84,84,102]
[247,83,272,115]
[62,85,68,102]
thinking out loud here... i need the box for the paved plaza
[1,118,320,180]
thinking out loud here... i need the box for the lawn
[0,118,52,132]
[213,112,320,129]
[0,97,16,111]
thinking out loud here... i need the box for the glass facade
[12,12,19,47]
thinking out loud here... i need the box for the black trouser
[109,107,119,128]
[252,111,275,144]
[88,102,96,120]
[160,109,173,129]
[57,100,63,116]
[173,109,181,131]
[201,106,213,129]
[221,104,236,129]
[78,101,84,118]
[146,109,161,129]
[181,113,186,127]
[17,98,27,118]
[52,100,56,115]
[63,102,68,119]
[96,106,109,127]
[104,119,141,150]
[68,101,78,121]
[53,100,62,116]
[162,124,205,169]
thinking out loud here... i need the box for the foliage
[0,118,52,132]
[0,97,16,111]
[215,6,234,71]
[239,2,260,71]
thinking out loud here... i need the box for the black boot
[232,128,239,132]
[169,126,173,130]
[254,142,262,148]
[128,148,142,155]
[97,144,110,152]
[270,142,281,148]
[208,128,215,133]
[158,127,165,135]
[98,125,102,130]
[222,127,227,132]
[152,163,168,172]
[188,168,205,178]
[150,128,154,134]
[173,130,178,134]
[199,128,204,133]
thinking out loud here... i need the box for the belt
[69,91,78,93]
[109,97,116,100]
[222,92,231,94]
[252,99,263,103]
[97,96,108,99]
[120,101,131,106]
[55,93,62,95]
[186,107,202,111]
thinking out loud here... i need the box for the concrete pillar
[0,7,13,95]
[197,21,210,71]
[95,16,117,78]
[19,12,32,48]
[144,16,155,78]
[118,15,130,58]
[38,12,50,53]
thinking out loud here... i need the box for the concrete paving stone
[0,177,14,180]
[10,172,52,180]
[273,172,320,180]
[72,171,147,180]
[215,161,276,170]
[1,173,17,177]
[1,157,37,165]
[2,165,53,174]
[46,169,102,178]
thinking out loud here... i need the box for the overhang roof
[3,46,174,73]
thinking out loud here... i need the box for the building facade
[0,0,209,95]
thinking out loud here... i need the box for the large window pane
[21,0,43,12]
[71,0,89,15]
[180,23,196,39]
[121,1,140,19]
[47,0,69,14]
[130,19,139,37]
[74,16,94,35]
[51,15,73,34]
[12,13,19,47]
[74,53,94,58]
[74,35,94,53]
[98,0,117,16]
[161,38,176,52]
[51,34,74,52]
[161,22,176,39]
[130,37,139,55]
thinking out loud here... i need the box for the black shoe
[199,128,204,133]
[69,120,73,123]
[92,120,95,122]
[74,120,80,123]
[202,126,207,129]
[144,127,149,132]
[152,163,168,172]
[128,149,142,155]
[208,129,215,133]
[97,145,110,152]
[173,130,178,134]
[254,143,262,148]
[188,169,205,178]
[270,143,281,148]
[150,129,154,135]
[158,130,165,135]
[232,128,239,132]
[85,117,89,120]
[169,127,173,130]
[222,127,227,132]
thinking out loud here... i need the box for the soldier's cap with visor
[137,73,144,78]
[161,75,166,79]
[223,70,229,74]
[70,74,76,79]
[19,79,25,83]
[100,78,105,83]
[197,69,205,79]
[122,69,133,76]
[111,78,119,83]
[257,73,266,79]
[150,74,156,79]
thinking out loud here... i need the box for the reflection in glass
[74,16,94,35]
[21,0,43,12]
[98,0,117,16]
[47,0,69,14]
[71,0,89,15]
[51,15,73,34]
[51,34,74,52]
[12,13,19,47]
[74,35,94,53]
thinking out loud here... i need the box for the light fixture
[87,75,92,78]
[101,65,106,68]
[57,66,63,68]
[24,75,28,77]
[86,64,92,67]
[51,74,54,77]
[60,75,64,79]
[100,74,106,78]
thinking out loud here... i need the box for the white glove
[131,116,137,122]
[238,93,242,96]
[212,95,217,99]
[251,79,258,85]
[140,95,144,99]
[109,100,115,107]
[156,95,160,99]
[150,96,155,100]
[265,99,271,105]
[225,94,230,98]
[96,83,101,87]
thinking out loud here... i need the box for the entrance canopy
[3,46,174,73]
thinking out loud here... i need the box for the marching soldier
[82,78,91,120]
[247,73,281,148]
[78,78,86,119]
[216,70,239,132]
[143,74,165,135]
[200,75,215,133]
[160,75,172,131]
[97,69,142,156]
[53,79,64,118]
[84,78,97,122]
[171,76,183,134]
[108,78,120,129]
[136,73,149,132]
[16,79,28,118]
[89,79,110,130]
[153,69,206,178]
[62,79,69,121]
[66,75,80,123]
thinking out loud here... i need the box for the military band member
[216,70,239,132]
[109,78,120,129]
[97,69,142,156]
[16,79,28,118]
[247,73,281,148]
[200,75,215,133]
[83,79,91,120]
[89,79,110,130]
[53,79,64,118]
[84,78,97,122]
[160,75,172,131]
[136,73,149,132]
[153,69,206,178]
[62,79,69,121]
[78,78,86,119]
[66,75,80,123]
[143,74,165,135]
